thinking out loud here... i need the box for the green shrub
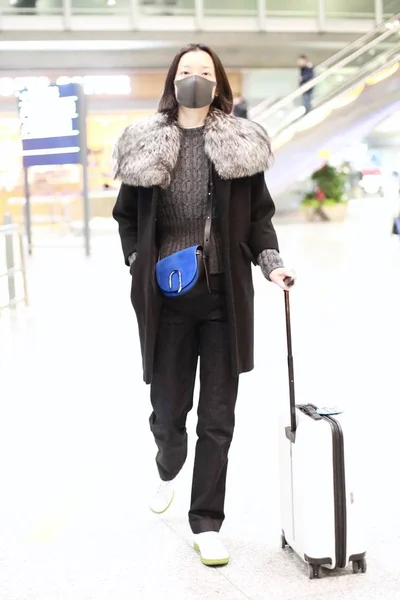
[301,198,343,208]
[310,164,346,203]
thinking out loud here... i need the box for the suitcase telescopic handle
[284,277,296,442]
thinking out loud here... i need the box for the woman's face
[174,50,217,108]
[175,50,216,82]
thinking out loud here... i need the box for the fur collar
[113,109,272,188]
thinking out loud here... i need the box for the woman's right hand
[269,268,296,291]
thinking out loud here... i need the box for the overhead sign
[17,82,82,168]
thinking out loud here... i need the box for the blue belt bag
[155,161,214,297]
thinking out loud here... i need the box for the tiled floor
[1,196,400,599]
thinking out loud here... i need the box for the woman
[112,43,295,567]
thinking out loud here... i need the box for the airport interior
[1,1,400,598]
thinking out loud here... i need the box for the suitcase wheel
[308,564,322,579]
[352,558,367,574]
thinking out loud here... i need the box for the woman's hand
[269,268,296,291]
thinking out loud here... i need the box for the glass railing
[325,0,375,19]
[204,0,257,16]
[71,0,130,15]
[2,0,62,15]
[1,0,399,29]
[139,0,194,16]
[312,40,399,105]
[0,0,193,16]
[251,14,400,139]
[265,0,318,18]
[317,5,399,72]
[384,0,400,18]
[250,9,400,120]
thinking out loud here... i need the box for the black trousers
[303,89,313,113]
[149,275,239,534]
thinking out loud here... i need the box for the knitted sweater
[130,126,283,279]
[156,126,223,273]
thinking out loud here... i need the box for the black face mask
[175,75,216,109]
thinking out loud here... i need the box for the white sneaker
[193,532,229,566]
[149,479,175,514]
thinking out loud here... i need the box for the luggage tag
[316,407,344,416]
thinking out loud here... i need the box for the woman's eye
[202,72,211,77]
[181,71,190,76]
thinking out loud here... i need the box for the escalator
[249,10,400,210]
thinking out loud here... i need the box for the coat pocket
[239,242,257,265]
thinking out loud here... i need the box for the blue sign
[18,83,82,168]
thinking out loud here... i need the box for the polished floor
[1,197,400,600]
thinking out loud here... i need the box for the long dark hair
[158,43,233,120]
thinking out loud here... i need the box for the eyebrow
[181,65,212,69]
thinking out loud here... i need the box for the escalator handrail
[307,5,400,76]
[250,12,400,120]
[270,47,400,142]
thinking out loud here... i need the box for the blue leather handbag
[155,161,213,298]
[155,246,204,297]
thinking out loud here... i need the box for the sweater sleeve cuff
[128,252,137,267]
[257,249,284,281]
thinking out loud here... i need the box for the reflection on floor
[1,197,400,599]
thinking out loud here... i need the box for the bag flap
[156,246,199,293]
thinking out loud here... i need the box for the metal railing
[263,39,399,140]
[315,0,400,72]
[0,0,399,32]
[249,11,400,122]
[0,216,28,313]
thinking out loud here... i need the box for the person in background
[392,171,400,194]
[112,43,295,568]
[232,94,248,119]
[297,55,314,114]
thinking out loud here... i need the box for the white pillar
[194,0,204,30]
[62,0,72,30]
[317,0,326,32]
[130,0,140,30]
[375,0,383,25]
[258,0,266,30]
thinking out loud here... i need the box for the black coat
[300,64,314,85]
[112,109,279,384]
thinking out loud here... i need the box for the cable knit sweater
[129,125,283,279]
[156,126,223,273]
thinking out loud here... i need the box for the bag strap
[203,160,214,260]
[202,161,214,292]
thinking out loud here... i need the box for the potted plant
[302,163,348,222]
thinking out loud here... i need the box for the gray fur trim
[113,113,180,189]
[113,109,272,188]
